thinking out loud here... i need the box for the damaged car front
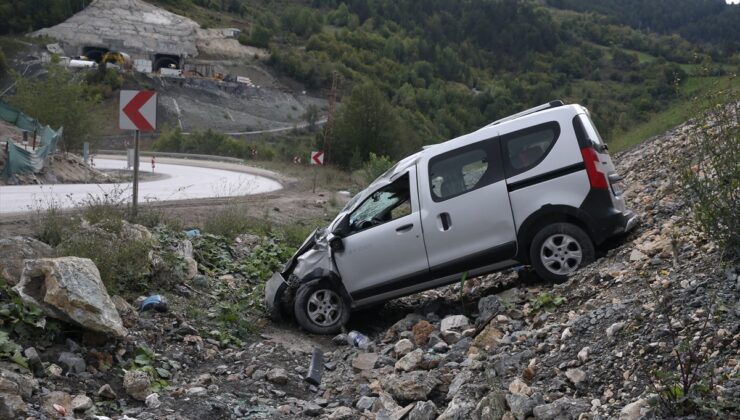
[265,153,419,329]
[264,206,354,321]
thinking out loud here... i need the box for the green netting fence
[0,100,63,178]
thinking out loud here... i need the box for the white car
[266,100,638,334]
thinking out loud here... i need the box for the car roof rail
[483,100,565,128]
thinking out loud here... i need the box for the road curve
[0,157,282,214]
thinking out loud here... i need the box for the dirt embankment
[0,151,117,186]
[0,118,736,419]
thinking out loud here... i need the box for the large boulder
[13,257,127,337]
[0,237,54,285]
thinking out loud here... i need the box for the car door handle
[396,224,414,233]
[439,213,451,231]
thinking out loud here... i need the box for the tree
[9,66,97,151]
[331,82,401,168]
[0,47,7,78]
[281,6,323,38]
[249,24,272,48]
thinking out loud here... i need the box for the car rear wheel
[294,279,350,335]
[530,223,594,282]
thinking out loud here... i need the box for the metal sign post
[310,150,324,193]
[120,90,157,217]
[133,131,140,215]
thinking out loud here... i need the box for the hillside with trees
[546,0,740,53]
[0,0,86,35]
[2,0,738,169]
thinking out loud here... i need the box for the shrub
[202,204,270,240]
[682,86,739,260]
[276,223,316,248]
[57,229,152,294]
[84,67,123,99]
[361,153,394,185]
[152,126,187,153]
[245,24,272,48]
[35,187,153,294]
[31,199,69,247]
[79,186,129,228]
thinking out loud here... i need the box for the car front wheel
[293,279,350,334]
[530,222,594,282]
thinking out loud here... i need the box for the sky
[727,0,739,4]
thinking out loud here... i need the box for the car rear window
[576,114,604,146]
[428,138,503,202]
[501,121,560,177]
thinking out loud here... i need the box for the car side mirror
[332,214,351,237]
[330,237,344,252]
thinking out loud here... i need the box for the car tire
[530,223,594,282]
[293,279,350,335]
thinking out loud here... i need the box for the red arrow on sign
[311,151,324,165]
[122,91,156,131]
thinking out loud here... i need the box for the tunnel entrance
[153,54,181,72]
[81,46,110,63]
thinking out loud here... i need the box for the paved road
[0,158,282,214]
[220,117,328,136]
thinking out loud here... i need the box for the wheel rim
[540,233,583,276]
[306,289,342,327]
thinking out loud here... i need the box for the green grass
[609,75,738,153]
[631,49,655,64]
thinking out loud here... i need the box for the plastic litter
[347,331,370,350]
[139,295,169,313]
[185,228,201,238]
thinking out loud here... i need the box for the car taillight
[580,147,608,190]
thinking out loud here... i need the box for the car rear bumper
[623,210,639,233]
[265,272,288,320]
[589,207,639,244]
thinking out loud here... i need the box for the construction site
[0,0,329,185]
[27,0,326,135]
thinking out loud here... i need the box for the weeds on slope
[681,83,739,261]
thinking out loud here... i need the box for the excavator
[101,51,132,69]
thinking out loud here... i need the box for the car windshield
[350,192,400,226]
[348,173,411,231]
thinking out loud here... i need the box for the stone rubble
[0,119,737,419]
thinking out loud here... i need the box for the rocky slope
[0,120,737,420]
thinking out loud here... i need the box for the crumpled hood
[282,228,335,282]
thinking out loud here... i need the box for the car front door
[419,136,517,275]
[333,169,429,302]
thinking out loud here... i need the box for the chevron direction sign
[311,150,324,165]
[119,90,157,131]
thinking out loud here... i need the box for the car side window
[428,137,503,202]
[501,122,560,177]
[349,173,411,233]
